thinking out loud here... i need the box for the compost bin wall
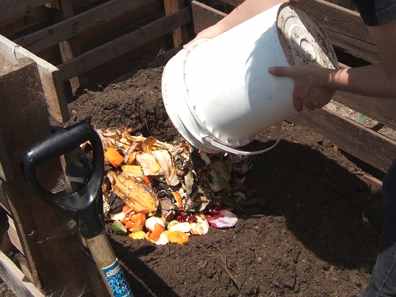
[0,0,173,92]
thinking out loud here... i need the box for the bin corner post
[0,58,109,297]
[163,0,192,48]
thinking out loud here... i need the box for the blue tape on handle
[102,259,134,297]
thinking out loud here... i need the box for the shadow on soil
[108,139,381,297]
[240,139,381,271]
[111,241,181,297]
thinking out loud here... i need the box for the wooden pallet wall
[1,0,192,107]
[0,1,191,295]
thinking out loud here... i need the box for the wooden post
[57,0,82,93]
[0,250,44,297]
[163,0,189,47]
[0,35,70,123]
[0,58,109,296]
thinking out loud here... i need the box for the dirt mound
[71,63,381,297]
[70,66,178,142]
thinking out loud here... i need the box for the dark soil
[70,60,382,297]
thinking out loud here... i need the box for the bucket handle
[203,135,281,156]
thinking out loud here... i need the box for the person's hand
[269,64,335,112]
[184,24,225,49]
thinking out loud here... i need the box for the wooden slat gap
[16,0,158,53]
[0,0,51,25]
[57,8,191,81]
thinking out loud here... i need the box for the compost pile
[71,65,380,297]
[98,128,248,245]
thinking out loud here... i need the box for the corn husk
[136,153,161,175]
[109,171,158,213]
[152,150,179,186]
[122,165,144,177]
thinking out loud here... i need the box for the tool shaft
[86,233,133,297]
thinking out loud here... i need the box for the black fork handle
[24,122,134,296]
[23,121,104,212]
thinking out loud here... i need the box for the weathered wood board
[164,0,190,47]
[0,59,108,296]
[16,0,157,53]
[0,250,44,297]
[0,0,51,25]
[58,7,191,81]
[0,35,69,122]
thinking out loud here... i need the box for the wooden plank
[193,0,378,63]
[191,0,375,62]
[192,1,226,34]
[0,35,69,122]
[58,7,191,80]
[326,29,378,63]
[0,250,44,297]
[0,6,53,39]
[219,0,369,49]
[296,108,396,172]
[17,0,157,53]
[0,59,71,293]
[62,1,163,85]
[56,0,81,93]
[14,253,34,283]
[297,0,378,63]
[0,0,51,24]
[333,92,396,130]
[0,59,109,296]
[164,0,188,48]
[8,217,23,254]
[217,0,241,6]
[297,0,372,44]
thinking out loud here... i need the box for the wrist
[318,67,337,89]
[317,68,330,87]
[326,66,350,88]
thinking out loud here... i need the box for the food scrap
[98,128,248,245]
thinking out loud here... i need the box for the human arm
[270,8,396,111]
[185,0,287,47]
[328,23,396,97]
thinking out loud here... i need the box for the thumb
[268,66,295,78]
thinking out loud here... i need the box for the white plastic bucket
[161,3,337,155]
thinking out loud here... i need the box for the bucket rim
[276,3,338,69]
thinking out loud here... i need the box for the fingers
[292,87,304,112]
[293,96,304,112]
[269,66,303,111]
[268,66,295,78]
[294,80,316,112]
[305,88,334,111]
[269,65,332,112]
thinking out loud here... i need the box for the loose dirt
[70,57,382,297]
